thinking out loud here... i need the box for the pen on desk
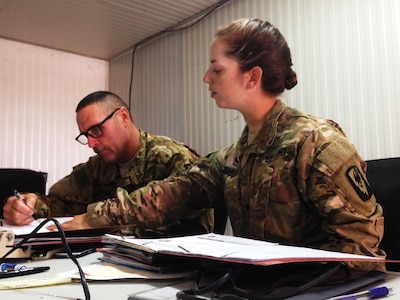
[0,263,27,271]
[13,189,39,220]
[0,266,50,278]
[333,286,392,300]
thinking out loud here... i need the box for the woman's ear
[246,66,263,89]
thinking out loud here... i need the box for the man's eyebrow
[81,120,101,134]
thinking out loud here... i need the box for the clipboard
[0,230,33,258]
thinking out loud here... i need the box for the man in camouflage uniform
[80,100,385,270]
[3,91,213,237]
[10,18,385,272]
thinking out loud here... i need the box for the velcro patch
[346,166,373,201]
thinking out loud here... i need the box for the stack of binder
[99,233,389,299]
[98,240,200,273]
[100,233,385,266]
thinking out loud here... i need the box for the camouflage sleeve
[86,154,224,228]
[141,139,215,235]
[86,178,195,227]
[34,162,95,217]
[148,143,200,177]
[298,131,385,270]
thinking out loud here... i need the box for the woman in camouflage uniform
[47,19,386,270]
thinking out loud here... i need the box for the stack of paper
[99,233,204,274]
[101,233,385,266]
[0,217,107,259]
[98,245,200,273]
[57,261,197,281]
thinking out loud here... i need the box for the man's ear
[246,66,263,89]
[119,107,131,124]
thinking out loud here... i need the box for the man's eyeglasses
[75,108,120,145]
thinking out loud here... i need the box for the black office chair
[213,202,228,234]
[366,157,400,271]
[0,168,47,219]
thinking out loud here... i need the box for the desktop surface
[1,252,400,300]
[0,252,179,300]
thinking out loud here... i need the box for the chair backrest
[366,157,400,270]
[0,168,47,219]
[213,203,228,234]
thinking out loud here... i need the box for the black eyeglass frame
[75,108,120,145]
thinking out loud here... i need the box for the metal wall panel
[110,32,185,142]
[110,0,400,160]
[0,0,224,60]
[0,38,108,189]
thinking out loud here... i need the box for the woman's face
[203,38,251,110]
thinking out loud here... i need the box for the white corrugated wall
[1,0,398,195]
[0,38,108,189]
[113,0,400,160]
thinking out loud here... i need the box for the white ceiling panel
[0,0,230,60]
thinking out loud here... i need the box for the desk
[1,252,400,300]
[0,252,180,300]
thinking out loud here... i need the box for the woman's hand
[46,213,92,231]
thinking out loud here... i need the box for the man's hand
[46,213,92,231]
[3,192,38,225]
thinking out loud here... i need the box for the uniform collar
[125,129,147,182]
[100,129,147,185]
[238,100,286,152]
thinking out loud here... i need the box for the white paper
[102,233,383,265]
[57,261,196,280]
[0,217,73,236]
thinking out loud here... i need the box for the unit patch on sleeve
[346,166,373,201]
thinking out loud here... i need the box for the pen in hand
[13,189,39,220]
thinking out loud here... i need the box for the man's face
[76,103,124,163]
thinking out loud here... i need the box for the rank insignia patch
[346,166,373,201]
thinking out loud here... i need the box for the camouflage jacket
[35,130,214,237]
[87,101,385,270]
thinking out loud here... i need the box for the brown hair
[76,91,134,122]
[76,91,128,112]
[215,18,297,95]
